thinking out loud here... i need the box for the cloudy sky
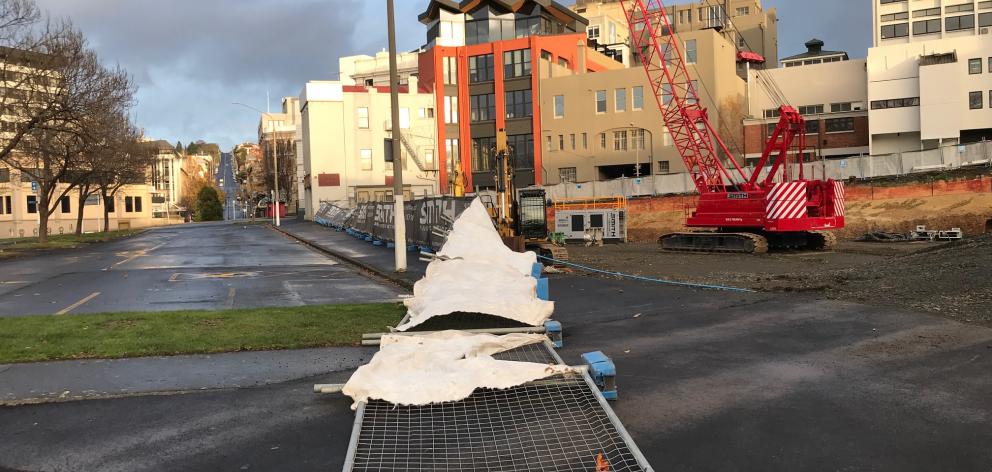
[34,0,871,151]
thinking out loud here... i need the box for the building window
[946,14,975,32]
[946,3,975,13]
[470,93,496,122]
[445,138,460,176]
[830,102,852,113]
[399,108,410,129]
[443,56,458,85]
[558,135,564,151]
[360,149,373,171]
[736,7,750,16]
[913,7,940,17]
[599,133,607,149]
[662,83,673,105]
[631,129,646,150]
[615,88,627,112]
[424,150,435,168]
[357,107,369,129]
[988,90,992,109]
[125,196,133,212]
[60,196,70,213]
[507,134,534,169]
[0,168,8,183]
[613,130,628,151]
[503,49,532,79]
[545,135,553,152]
[632,86,644,110]
[587,25,600,40]
[825,117,855,133]
[559,167,577,183]
[465,20,490,45]
[805,120,820,135]
[970,58,983,74]
[505,89,532,119]
[471,137,495,172]
[766,122,777,136]
[970,91,984,109]
[570,134,576,150]
[880,22,909,39]
[557,57,570,69]
[684,39,697,64]
[595,90,607,113]
[797,104,825,115]
[443,96,458,124]
[881,12,910,21]
[582,133,588,149]
[554,95,565,118]
[468,54,494,83]
[134,197,142,212]
[25,195,36,214]
[981,12,992,27]
[658,160,670,174]
[870,97,920,109]
[913,18,942,35]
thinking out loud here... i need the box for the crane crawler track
[659,232,769,254]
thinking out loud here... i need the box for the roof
[780,38,848,62]
[418,0,587,26]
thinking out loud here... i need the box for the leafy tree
[175,140,183,155]
[186,142,200,155]
[194,185,223,221]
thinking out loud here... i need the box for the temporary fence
[542,141,992,201]
[343,340,654,472]
[314,197,474,251]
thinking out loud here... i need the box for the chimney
[805,39,825,54]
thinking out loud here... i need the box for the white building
[298,77,439,219]
[338,52,420,87]
[870,0,992,154]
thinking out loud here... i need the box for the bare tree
[94,130,152,233]
[1,2,136,240]
[73,111,135,234]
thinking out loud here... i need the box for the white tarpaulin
[395,198,554,331]
[342,331,577,409]
[436,198,537,276]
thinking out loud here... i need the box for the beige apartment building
[572,0,778,75]
[298,77,439,219]
[339,51,421,87]
[539,27,745,184]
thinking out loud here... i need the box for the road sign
[31,181,37,192]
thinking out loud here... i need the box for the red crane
[619,0,845,253]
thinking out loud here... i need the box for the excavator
[484,129,568,263]
[619,0,845,253]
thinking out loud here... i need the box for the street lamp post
[387,0,407,272]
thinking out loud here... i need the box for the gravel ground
[565,236,992,326]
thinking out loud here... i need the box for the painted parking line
[109,243,165,270]
[56,292,101,315]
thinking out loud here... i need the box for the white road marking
[225,287,236,309]
[56,292,101,315]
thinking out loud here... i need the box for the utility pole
[387,0,406,272]
[271,121,280,227]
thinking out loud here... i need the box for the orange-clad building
[417,0,623,192]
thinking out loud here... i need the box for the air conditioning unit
[981,28,990,35]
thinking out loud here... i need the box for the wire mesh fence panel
[351,376,648,472]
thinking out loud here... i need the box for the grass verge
[0,230,142,259]
[0,303,405,364]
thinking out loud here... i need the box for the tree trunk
[75,185,89,235]
[37,191,50,242]
[101,189,110,232]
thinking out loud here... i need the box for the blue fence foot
[407,245,419,252]
[582,351,617,400]
[531,262,543,279]
[365,236,374,242]
[386,242,395,249]
[536,277,549,301]
[419,246,434,254]
[544,320,563,348]
[372,240,383,246]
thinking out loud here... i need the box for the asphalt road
[1,273,990,471]
[216,152,242,220]
[0,222,402,316]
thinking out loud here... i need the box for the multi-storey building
[743,39,869,164]
[258,97,301,212]
[298,77,439,218]
[870,0,992,154]
[417,0,624,192]
[339,52,421,87]
[540,27,746,183]
[571,0,779,77]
